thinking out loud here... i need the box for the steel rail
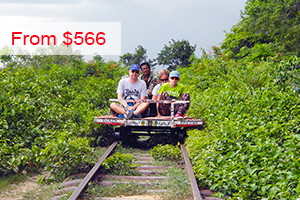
[180,144,203,200]
[68,141,119,200]
[110,98,189,127]
[109,98,189,104]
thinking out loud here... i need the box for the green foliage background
[156,39,196,71]
[1,0,300,199]
[0,58,127,180]
[221,0,300,60]
[181,55,300,199]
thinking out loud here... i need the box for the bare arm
[117,93,125,106]
[131,96,145,110]
[118,93,136,110]
[156,94,161,116]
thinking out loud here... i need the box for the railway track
[60,140,202,200]
[49,101,214,199]
[68,141,119,200]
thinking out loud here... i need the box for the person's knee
[110,102,114,108]
[161,91,168,96]
[144,103,150,108]
[110,102,118,109]
[182,92,190,100]
[136,103,149,113]
[161,91,171,100]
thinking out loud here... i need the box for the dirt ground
[0,174,161,200]
[100,195,161,200]
[0,174,40,200]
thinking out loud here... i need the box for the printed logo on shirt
[124,89,140,99]
[168,90,180,99]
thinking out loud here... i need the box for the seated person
[157,70,190,119]
[152,69,170,117]
[110,64,149,119]
[139,62,159,99]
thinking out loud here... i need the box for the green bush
[0,59,127,177]
[40,131,95,182]
[181,56,300,199]
[102,152,140,176]
[151,144,182,162]
[2,51,300,199]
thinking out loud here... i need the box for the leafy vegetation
[151,144,182,162]
[221,0,300,61]
[156,39,196,71]
[119,39,196,71]
[119,45,156,67]
[102,152,140,176]
[1,1,300,199]
[0,58,127,180]
[181,55,300,199]
[40,131,95,182]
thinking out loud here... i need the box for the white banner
[0,22,121,55]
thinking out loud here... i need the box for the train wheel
[177,128,187,143]
[177,132,184,143]
[114,131,121,140]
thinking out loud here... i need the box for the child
[157,70,190,119]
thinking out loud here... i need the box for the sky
[0,0,247,66]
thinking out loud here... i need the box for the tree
[156,39,196,71]
[221,0,300,61]
[0,45,13,68]
[119,45,155,67]
[93,54,105,64]
[0,43,84,69]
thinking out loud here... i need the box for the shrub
[182,56,300,199]
[40,131,95,182]
[0,60,127,176]
[102,152,140,176]
[151,144,182,162]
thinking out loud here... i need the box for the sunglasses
[170,77,179,80]
[141,67,150,71]
[131,70,140,74]
[160,78,169,82]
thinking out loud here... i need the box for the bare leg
[177,93,190,115]
[110,102,125,115]
[158,91,172,116]
[110,102,150,118]
[134,103,149,114]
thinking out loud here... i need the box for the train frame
[94,99,204,142]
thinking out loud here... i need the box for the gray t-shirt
[152,83,162,96]
[117,78,147,100]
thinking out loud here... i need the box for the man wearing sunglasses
[110,64,150,119]
[157,70,190,119]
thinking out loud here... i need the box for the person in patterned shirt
[139,62,159,99]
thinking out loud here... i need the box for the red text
[12,32,56,45]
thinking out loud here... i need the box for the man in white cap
[157,70,190,119]
[110,64,150,119]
